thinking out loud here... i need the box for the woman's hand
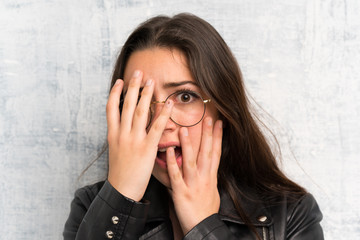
[166,117,223,234]
[106,70,173,201]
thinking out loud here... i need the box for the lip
[156,142,182,169]
[157,142,180,149]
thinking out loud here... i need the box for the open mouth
[156,146,182,169]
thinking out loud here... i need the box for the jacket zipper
[262,227,267,240]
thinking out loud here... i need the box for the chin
[153,174,171,189]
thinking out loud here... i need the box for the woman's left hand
[166,117,223,234]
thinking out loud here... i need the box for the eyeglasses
[149,90,211,127]
[119,90,211,128]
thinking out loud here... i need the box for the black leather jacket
[63,177,323,239]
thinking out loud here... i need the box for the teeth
[158,146,176,152]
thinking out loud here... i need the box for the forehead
[123,47,196,88]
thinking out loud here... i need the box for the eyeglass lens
[148,91,206,127]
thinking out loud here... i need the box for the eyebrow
[162,80,198,88]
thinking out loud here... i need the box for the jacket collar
[143,177,272,227]
[218,186,273,226]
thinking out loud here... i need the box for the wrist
[108,176,144,202]
[180,212,217,234]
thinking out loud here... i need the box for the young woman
[63,13,323,239]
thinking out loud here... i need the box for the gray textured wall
[1,0,359,239]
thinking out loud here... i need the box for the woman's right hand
[106,70,173,201]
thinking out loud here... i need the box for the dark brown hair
[109,13,306,236]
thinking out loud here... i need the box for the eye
[180,93,191,102]
[174,91,200,104]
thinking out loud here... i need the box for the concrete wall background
[1,0,359,239]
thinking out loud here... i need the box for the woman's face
[123,47,218,188]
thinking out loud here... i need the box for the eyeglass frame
[118,91,211,128]
[149,91,211,127]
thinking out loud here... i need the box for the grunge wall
[1,0,359,239]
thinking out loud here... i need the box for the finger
[120,70,143,132]
[210,120,223,176]
[166,146,184,189]
[106,79,124,141]
[197,117,213,175]
[179,127,197,184]
[146,100,173,146]
[132,79,154,132]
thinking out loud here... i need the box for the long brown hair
[110,13,306,233]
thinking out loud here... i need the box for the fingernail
[146,79,152,86]
[218,120,223,128]
[167,147,175,157]
[115,79,122,85]
[166,100,173,108]
[133,70,141,78]
[207,118,212,126]
[183,127,188,137]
